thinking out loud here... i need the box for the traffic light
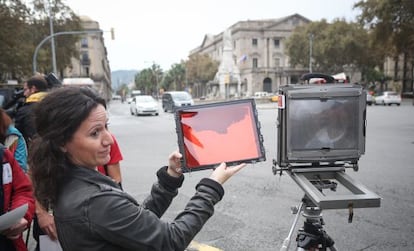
[110,28,115,40]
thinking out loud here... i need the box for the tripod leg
[280,202,304,251]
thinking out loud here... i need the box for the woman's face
[64,104,113,169]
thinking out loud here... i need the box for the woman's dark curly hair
[29,87,106,209]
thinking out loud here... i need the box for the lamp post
[33,29,111,74]
[45,0,57,74]
[309,33,314,73]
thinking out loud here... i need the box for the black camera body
[45,72,62,89]
[276,82,366,168]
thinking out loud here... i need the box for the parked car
[162,91,194,112]
[269,93,279,102]
[366,92,373,106]
[253,91,269,99]
[374,91,401,106]
[130,95,159,116]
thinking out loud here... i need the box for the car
[129,95,159,116]
[374,91,401,106]
[269,93,279,102]
[253,91,269,99]
[162,91,194,112]
[112,95,121,100]
[366,92,373,106]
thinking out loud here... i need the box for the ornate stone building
[64,16,112,100]
[189,14,311,97]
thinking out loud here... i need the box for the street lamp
[33,29,114,74]
[309,33,314,73]
[45,0,57,74]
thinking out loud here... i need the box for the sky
[65,0,361,71]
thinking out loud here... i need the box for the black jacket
[54,165,224,251]
[14,92,48,142]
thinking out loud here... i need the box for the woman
[29,87,245,251]
[0,108,28,172]
[0,145,35,251]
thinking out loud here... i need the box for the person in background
[0,108,28,172]
[29,87,246,251]
[97,133,123,187]
[14,74,48,143]
[0,144,35,251]
[13,74,49,251]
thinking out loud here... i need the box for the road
[105,99,414,251]
[27,99,414,251]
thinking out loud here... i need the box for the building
[64,16,112,101]
[189,14,311,97]
[383,55,414,97]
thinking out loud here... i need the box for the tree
[185,54,218,85]
[286,19,380,80]
[0,0,32,81]
[135,63,163,95]
[355,0,414,93]
[162,62,186,91]
[30,0,82,75]
[0,0,82,81]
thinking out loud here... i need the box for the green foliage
[0,0,81,82]
[0,0,32,81]
[185,54,219,85]
[134,63,163,95]
[162,62,186,91]
[355,0,414,57]
[286,19,382,78]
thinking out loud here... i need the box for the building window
[80,38,88,48]
[274,58,281,67]
[253,58,258,68]
[252,38,258,46]
[81,52,90,66]
[274,39,280,48]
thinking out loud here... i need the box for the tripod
[281,196,336,251]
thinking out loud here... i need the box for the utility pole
[309,33,314,73]
[46,0,57,74]
[33,30,104,74]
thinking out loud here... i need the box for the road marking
[188,241,222,251]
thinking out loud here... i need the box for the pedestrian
[0,108,28,172]
[29,87,246,251]
[13,74,50,250]
[97,133,123,187]
[14,74,48,143]
[0,144,35,251]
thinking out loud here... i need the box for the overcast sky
[65,0,361,71]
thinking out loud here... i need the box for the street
[104,99,414,251]
[26,99,412,251]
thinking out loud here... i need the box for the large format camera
[274,73,381,250]
[274,73,380,210]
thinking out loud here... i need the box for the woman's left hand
[167,150,183,178]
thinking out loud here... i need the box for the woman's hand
[167,151,183,178]
[209,162,246,185]
[37,208,58,240]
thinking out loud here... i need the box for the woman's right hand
[209,162,246,185]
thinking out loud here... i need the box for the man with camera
[14,74,50,251]
[14,75,48,143]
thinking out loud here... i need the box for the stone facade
[63,16,112,101]
[189,14,311,97]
